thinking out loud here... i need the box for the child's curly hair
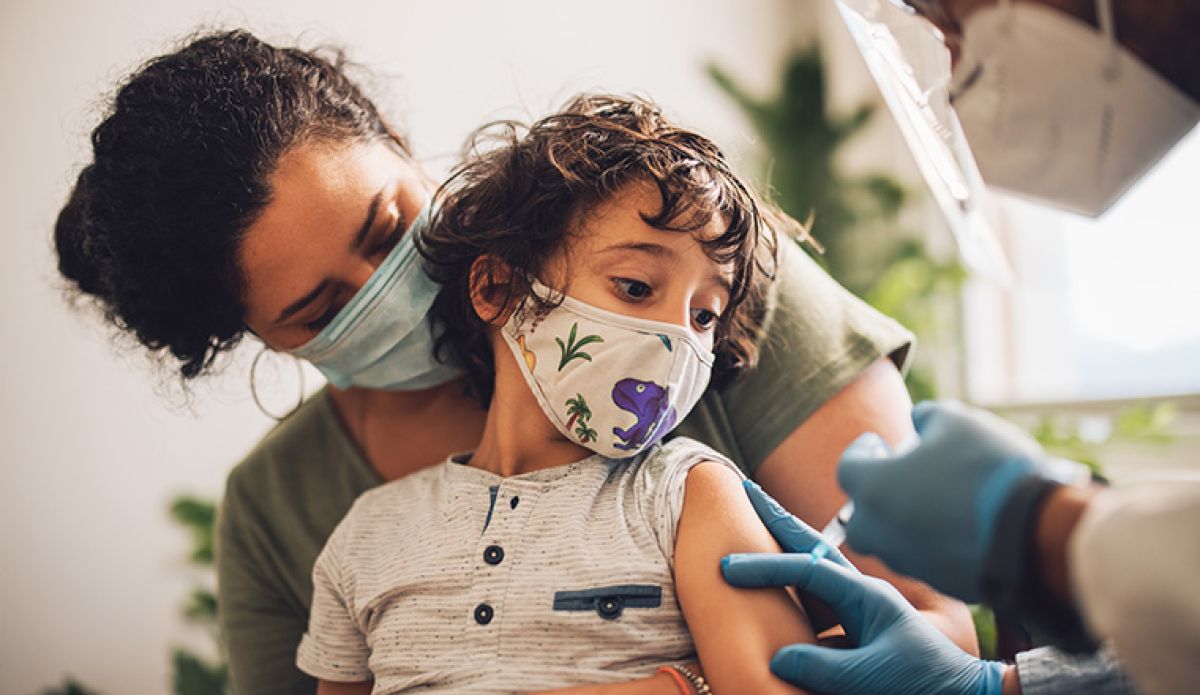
[419,93,807,405]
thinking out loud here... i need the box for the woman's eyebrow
[349,189,385,251]
[275,279,332,324]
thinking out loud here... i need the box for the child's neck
[469,352,594,477]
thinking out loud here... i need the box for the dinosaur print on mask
[611,378,677,451]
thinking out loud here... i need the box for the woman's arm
[753,358,978,654]
[218,486,320,694]
[675,461,815,695]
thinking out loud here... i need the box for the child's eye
[612,278,652,302]
[691,308,720,331]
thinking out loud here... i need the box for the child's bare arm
[317,679,372,695]
[674,461,815,695]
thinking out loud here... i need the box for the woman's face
[544,182,734,352]
[239,138,434,350]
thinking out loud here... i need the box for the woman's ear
[468,255,516,326]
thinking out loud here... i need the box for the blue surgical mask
[290,201,464,391]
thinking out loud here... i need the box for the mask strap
[1095,0,1121,79]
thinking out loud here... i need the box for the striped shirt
[296,437,741,693]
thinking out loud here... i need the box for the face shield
[832,0,1010,279]
[835,0,1200,221]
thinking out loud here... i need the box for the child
[296,94,816,694]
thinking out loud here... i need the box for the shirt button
[510,495,520,509]
[597,596,624,620]
[483,545,505,565]
[474,603,494,625]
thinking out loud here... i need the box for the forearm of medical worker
[753,359,980,654]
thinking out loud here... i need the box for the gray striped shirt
[296,437,740,693]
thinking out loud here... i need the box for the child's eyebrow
[596,242,733,294]
[598,241,674,259]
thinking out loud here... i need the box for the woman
[55,30,976,694]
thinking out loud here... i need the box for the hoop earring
[250,346,306,421]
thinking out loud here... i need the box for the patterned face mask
[500,281,715,458]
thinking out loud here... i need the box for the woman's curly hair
[419,93,808,405]
[55,30,402,379]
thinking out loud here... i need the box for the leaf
[40,678,104,695]
[172,649,228,695]
[572,335,605,350]
[970,605,998,661]
[184,589,218,623]
[170,498,215,530]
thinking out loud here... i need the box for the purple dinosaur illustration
[611,378,676,451]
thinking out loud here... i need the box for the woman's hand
[722,483,1010,695]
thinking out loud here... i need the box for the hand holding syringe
[810,430,1091,564]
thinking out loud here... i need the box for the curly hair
[55,30,403,378]
[419,93,806,405]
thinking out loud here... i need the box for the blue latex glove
[723,481,1006,695]
[839,400,1047,602]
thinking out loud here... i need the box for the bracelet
[656,666,691,695]
[672,664,713,695]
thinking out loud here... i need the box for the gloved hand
[839,400,1049,602]
[723,481,1006,695]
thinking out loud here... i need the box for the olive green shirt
[216,241,912,694]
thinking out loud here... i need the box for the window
[963,128,1200,406]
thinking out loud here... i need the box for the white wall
[0,1,817,692]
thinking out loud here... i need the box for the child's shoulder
[648,436,743,474]
[633,437,745,496]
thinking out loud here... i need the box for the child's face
[543,182,734,352]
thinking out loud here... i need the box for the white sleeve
[643,438,746,571]
[295,515,372,683]
[1068,479,1200,695]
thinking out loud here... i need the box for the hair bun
[54,166,111,300]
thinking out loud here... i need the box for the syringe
[810,500,855,562]
[809,434,904,563]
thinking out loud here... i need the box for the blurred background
[1,0,1196,692]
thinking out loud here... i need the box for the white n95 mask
[501,281,714,459]
[950,0,1200,217]
[291,201,464,391]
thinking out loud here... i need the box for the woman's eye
[612,278,652,302]
[304,303,342,332]
[691,308,720,330]
[371,219,406,259]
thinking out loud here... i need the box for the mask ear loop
[250,346,307,421]
[1095,0,1121,81]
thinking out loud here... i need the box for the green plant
[169,496,228,695]
[39,678,102,695]
[709,49,964,403]
[38,496,227,695]
[1027,402,1179,474]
